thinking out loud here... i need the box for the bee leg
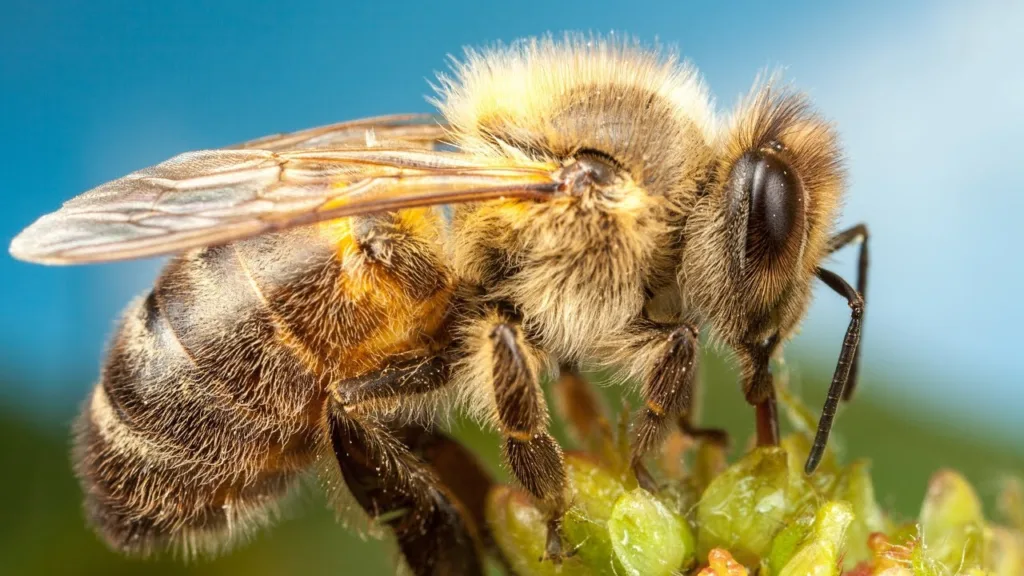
[628,323,700,493]
[552,363,615,456]
[395,424,518,572]
[677,413,730,448]
[671,352,728,448]
[331,356,449,407]
[753,395,780,447]
[741,336,781,448]
[327,396,485,575]
[488,321,568,563]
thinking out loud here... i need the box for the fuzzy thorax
[436,34,720,363]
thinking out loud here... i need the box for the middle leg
[460,308,569,562]
[620,319,702,492]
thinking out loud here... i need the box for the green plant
[484,388,1024,575]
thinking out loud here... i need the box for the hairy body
[11,34,866,575]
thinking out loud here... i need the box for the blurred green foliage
[1,352,1021,575]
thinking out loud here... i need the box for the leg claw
[681,421,731,449]
[539,517,573,564]
[632,460,660,493]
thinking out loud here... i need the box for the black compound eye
[747,153,804,257]
[574,148,620,186]
[558,148,621,195]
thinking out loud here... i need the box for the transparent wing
[226,113,450,152]
[10,147,562,265]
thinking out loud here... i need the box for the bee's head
[679,81,845,352]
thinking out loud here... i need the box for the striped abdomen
[74,209,453,556]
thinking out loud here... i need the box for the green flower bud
[481,384,1020,576]
[565,454,626,520]
[774,501,853,576]
[607,488,695,576]
[697,447,791,566]
[780,434,838,513]
[833,459,887,566]
[919,470,987,570]
[986,525,1024,576]
[562,454,626,573]
[777,537,837,575]
[485,485,591,576]
[490,454,698,576]
[765,515,813,575]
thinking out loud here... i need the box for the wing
[226,113,451,152]
[10,146,563,265]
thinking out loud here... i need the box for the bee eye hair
[575,147,623,170]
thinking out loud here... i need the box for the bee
[9,34,868,574]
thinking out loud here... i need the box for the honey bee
[9,34,867,574]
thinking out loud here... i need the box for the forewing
[227,114,450,151]
[10,147,562,265]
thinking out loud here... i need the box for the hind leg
[393,423,514,569]
[552,364,615,456]
[328,363,485,576]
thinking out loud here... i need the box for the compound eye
[746,153,805,261]
[574,148,620,186]
[557,148,621,195]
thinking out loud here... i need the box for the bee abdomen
[73,236,332,556]
[73,215,454,557]
[75,291,321,555]
[74,390,308,556]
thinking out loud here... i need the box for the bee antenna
[805,268,864,474]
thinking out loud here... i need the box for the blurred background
[2,0,1022,574]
